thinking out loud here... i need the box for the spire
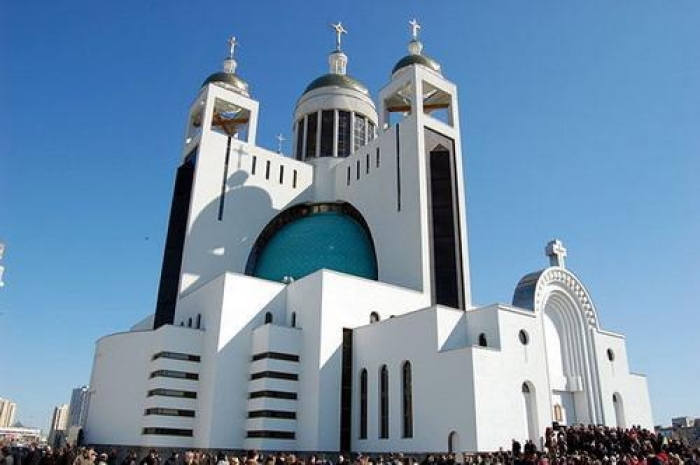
[223,36,239,74]
[328,22,348,75]
[407,18,424,56]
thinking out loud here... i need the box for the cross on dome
[331,22,347,51]
[276,133,286,154]
[227,36,238,60]
[545,239,567,268]
[409,18,421,40]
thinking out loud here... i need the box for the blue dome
[251,210,377,282]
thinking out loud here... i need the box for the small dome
[392,53,442,76]
[302,73,369,96]
[202,71,250,96]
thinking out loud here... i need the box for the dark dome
[303,73,369,96]
[202,72,249,95]
[392,54,441,75]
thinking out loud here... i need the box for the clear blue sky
[2,1,699,432]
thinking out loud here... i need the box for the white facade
[85,27,652,453]
[0,399,16,428]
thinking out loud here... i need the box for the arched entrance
[613,393,625,428]
[522,382,538,444]
[448,431,460,454]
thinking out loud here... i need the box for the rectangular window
[152,351,201,362]
[338,111,351,157]
[320,110,334,156]
[356,160,360,180]
[248,410,296,419]
[347,166,351,186]
[252,156,257,175]
[296,119,305,160]
[376,147,380,168]
[250,371,298,381]
[249,390,297,400]
[246,430,295,440]
[149,370,199,380]
[144,408,195,417]
[265,160,271,180]
[147,389,197,399]
[305,112,318,158]
[366,154,370,174]
[279,165,284,184]
[293,170,298,188]
[142,427,193,437]
[251,351,300,362]
[368,122,376,141]
[353,115,366,152]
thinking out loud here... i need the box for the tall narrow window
[338,111,351,157]
[305,112,318,158]
[356,160,360,180]
[354,115,367,152]
[295,119,305,160]
[366,153,370,174]
[368,122,376,141]
[320,110,334,157]
[402,361,413,438]
[292,170,298,188]
[291,312,297,328]
[379,365,389,439]
[251,156,257,175]
[359,369,368,439]
[347,167,351,186]
[279,165,284,184]
[264,312,273,324]
[376,147,380,168]
[265,160,271,180]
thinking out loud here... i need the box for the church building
[84,21,653,453]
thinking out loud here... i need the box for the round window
[607,348,615,361]
[519,330,529,345]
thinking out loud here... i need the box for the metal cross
[331,22,347,51]
[409,18,421,40]
[227,36,238,59]
[276,133,286,154]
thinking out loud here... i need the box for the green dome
[202,72,249,95]
[303,73,369,96]
[249,205,377,283]
[392,54,442,75]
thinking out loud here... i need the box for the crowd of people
[1,425,698,465]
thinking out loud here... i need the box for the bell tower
[154,36,260,328]
[379,19,472,309]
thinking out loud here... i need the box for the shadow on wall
[180,167,310,293]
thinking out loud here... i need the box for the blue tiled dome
[252,210,377,282]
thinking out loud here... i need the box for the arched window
[522,382,530,393]
[553,404,563,422]
[379,365,389,439]
[264,312,273,324]
[291,312,297,328]
[478,333,487,347]
[359,369,368,439]
[402,361,413,438]
[370,311,380,323]
[519,329,529,345]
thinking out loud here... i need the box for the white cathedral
[84,22,653,454]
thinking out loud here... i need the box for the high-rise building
[84,22,653,452]
[0,398,17,427]
[48,404,69,446]
[67,386,90,428]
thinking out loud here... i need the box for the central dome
[248,204,377,283]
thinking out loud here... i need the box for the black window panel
[249,390,297,400]
[252,156,257,174]
[149,370,199,380]
[251,351,299,362]
[147,389,197,399]
[338,111,351,157]
[340,328,353,450]
[250,371,298,381]
[402,362,413,438]
[265,160,271,180]
[248,410,296,419]
[152,351,201,362]
[320,110,334,157]
[142,427,193,437]
[154,153,196,329]
[305,112,318,158]
[296,119,305,160]
[429,146,461,309]
[246,430,295,440]
[144,408,195,417]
